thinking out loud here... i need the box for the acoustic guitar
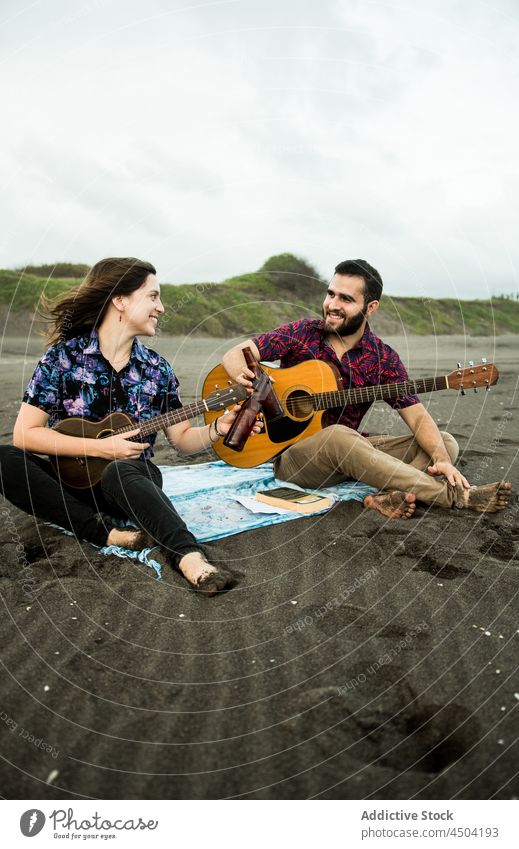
[49,383,247,488]
[202,360,499,468]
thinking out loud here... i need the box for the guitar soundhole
[284,389,313,421]
[97,428,114,439]
[263,388,314,444]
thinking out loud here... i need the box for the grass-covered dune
[1,255,518,337]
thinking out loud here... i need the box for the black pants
[0,445,202,565]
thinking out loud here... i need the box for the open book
[255,487,334,515]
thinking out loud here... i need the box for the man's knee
[317,424,366,459]
[440,431,459,463]
[319,424,363,447]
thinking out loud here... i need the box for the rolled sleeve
[253,320,306,362]
[160,363,182,414]
[22,345,62,416]
[383,351,420,410]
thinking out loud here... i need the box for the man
[222,259,511,518]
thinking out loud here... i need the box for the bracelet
[208,420,220,444]
[213,417,225,438]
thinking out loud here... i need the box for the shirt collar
[82,329,147,363]
[83,329,101,355]
[355,322,377,352]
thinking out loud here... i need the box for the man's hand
[221,339,269,393]
[231,366,276,395]
[234,367,256,389]
[427,460,470,489]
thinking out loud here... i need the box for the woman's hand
[97,428,150,460]
[213,405,263,438]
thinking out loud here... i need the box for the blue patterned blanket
[96,460,375,576]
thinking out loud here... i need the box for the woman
[0,257,255,596]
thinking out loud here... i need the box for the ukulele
[49,383,247,488]
[202,360,499,469]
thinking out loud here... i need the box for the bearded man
[222,259,511,518]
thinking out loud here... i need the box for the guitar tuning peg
[486,386,490,391]
[460,388,466,396]
[468,360,474,367]
[457,362,461,369]
[474,387,477,393]
[481,357,487,364]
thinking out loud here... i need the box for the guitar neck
[313,375,449,410]
[112,400,207,437]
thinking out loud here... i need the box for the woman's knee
[101,459,162,492]
[0,444,23,463]
[440,431,459,463]
[0,444,25,481]
[100,460,135,491]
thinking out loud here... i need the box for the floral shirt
[253,319,419,431]
[22,330,181,460]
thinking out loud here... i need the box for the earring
[119,313,122,322]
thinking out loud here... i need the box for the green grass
[1,262,518,337]
[379,295,519,335]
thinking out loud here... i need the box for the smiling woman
[0,257,253,596]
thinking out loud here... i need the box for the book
[255,486,334,515]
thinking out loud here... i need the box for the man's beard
[322,306,367,337]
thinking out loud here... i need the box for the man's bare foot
[106,527,154,550]
[363,491,416,519]
[460,481,512,513]
[177,551,234,597]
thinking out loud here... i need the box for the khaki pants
[274,425,460,508]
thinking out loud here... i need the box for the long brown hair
[42,257,156,345]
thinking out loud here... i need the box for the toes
[196,568,234,596]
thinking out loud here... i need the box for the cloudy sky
[1,0,518,297]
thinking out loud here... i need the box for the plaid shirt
[253,319,419,431]
[23,330,181,460]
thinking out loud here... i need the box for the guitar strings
[107,370,485,437]
[286,377,445,412]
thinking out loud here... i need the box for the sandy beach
[0,331,518,800]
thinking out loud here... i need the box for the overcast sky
[1,0,518,298]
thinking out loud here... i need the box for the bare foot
[363,491,416,519]
[106,527,154,550]
[177,552,234,597]
[460,481,512,513]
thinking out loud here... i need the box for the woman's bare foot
[106,527,154,550]
[177,552,234,597]
[460,482,512,512]
[363,491,416,519]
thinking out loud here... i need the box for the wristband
[208,420,220,444]
[213,417,225,438]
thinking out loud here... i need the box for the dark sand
[0,331,518,800]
